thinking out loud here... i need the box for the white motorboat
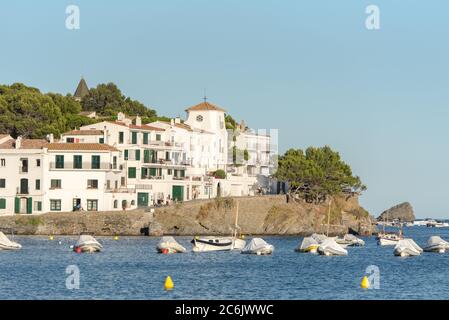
[311,233,329,244]
[241,238,274,255]
[74,234,102,253]
[318,238,348,256]
[192,201,246,252]
[336,234,365,247]
[393,239,422,257]
[377,233,403,246]
[423,236,449,253]
[0,232,22,250]
[295,236,320,253]
[433,222,449,228]
[156,236,186,254]
[191,236,246,252]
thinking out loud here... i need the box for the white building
[0,135,135,215]
[0,100,277,215]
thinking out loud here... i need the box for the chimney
[135,115,141,126]
[175,117,181,124]
[46,133,54,143]
[117,112,125,121]
[15,136,22,149]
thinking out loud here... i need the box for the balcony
[16,187,29,195]
[105,187,135,193]
[49,162,120,171]
[142,159,188,168]
[19,166,28,174]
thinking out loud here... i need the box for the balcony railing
[19,167,28,174]
[49,162,120,170]
[105,187,135,193]
[16,187,29,195]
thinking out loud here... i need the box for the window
[124,149,129,160]
[36,159,41,167]
[87,199,98,211]
[99,137,104,144]
[131,200,135,206]
[34,201,42,211]
[66,137,75,143]
[128,167,136,179]
[20,158,28,173]
[0,179,5,188]
[73,155,82,169]
[113,200,118,209]
[121,177,125,186]
[131,132,137,144]
[135,149,141,161]
[165,152,170,161]
[91,155,100,169]
[50,179,62,189]
[0,198,5,209]
[144,150,150,163]
[35,179,40,190]
[167,169,172,175]
[156,134,161,141]
[0,159,5,166]
[143,132,148,144]
[196,115,203,122]
[55,155,64,169]
[50,200,61,211]
[87,179,98,189]
[119,131,124,144]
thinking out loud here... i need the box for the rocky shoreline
[0,195,375,236]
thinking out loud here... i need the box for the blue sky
[1,1,449,218]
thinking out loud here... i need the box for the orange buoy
[162,248,169,254]
[75,247,82,254]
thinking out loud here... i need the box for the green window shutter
[35,179,40,190]
[56,155,64,168]
[132,132,137,144]
[27,197,32,214]
[91,155,100,169]
[0,198,6,209]
[141,168,146,179]
[143,133,148,144]
[119,131,124,144]
[180,170,185,178]
[144,150,150,163]
[14,197,20,213]
[99,137,104,144]
[124,150,129,160]
[136,150,141,161]
[149,168,156,176]
[156,134,161,141]
[128,167,136,179]
[74,155,82,169]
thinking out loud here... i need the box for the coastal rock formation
[377,202,415,222]
[0,195,373,236]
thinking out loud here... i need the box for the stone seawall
[0,195,374,236]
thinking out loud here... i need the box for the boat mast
[326,198,332,237]
[233,201,239,239]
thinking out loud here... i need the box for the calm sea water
[1,227,449,300]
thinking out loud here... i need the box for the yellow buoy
[164,276,174,290]
[114,236,119,240]
[241,234,245,239]
[49,235,54,241]
[361,276,370,289]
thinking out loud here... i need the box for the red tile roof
[0,138,48,149]
[46,143,118,152]
[185,101,226,112]
[64,130,104,136]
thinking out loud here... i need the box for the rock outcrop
[0,195,374,236]
[377,202,415,222]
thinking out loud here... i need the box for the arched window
[113,200,118,209]
[131,200,135,206]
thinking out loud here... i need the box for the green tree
[81,82,157,118]
[274,146,366,203]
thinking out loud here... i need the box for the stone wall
[0,195,374,236]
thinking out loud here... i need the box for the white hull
[78,244,102,253]
[0,243,22,250]
[157,237,186,253]
[75,235,103,253]
[0,232,22,250]
[242,239,274,255]
[318,239,348,256]
[192,237,246,252]
[378,238,400,246]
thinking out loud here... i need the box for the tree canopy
[0,82,164,139]
[274,146,366,203]
[81,82,157,120]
